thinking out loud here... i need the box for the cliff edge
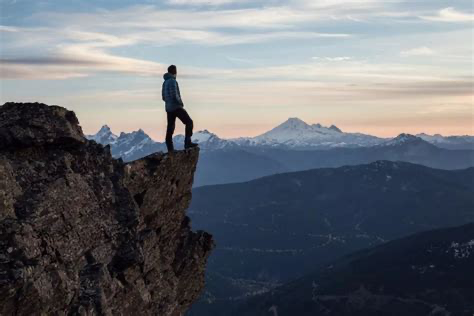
[0,102,214,315]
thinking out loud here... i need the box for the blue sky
[1,0,473,139]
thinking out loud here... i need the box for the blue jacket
[162,73,184,112]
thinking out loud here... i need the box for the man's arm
[163,79,184,107]
[174,80,184,106]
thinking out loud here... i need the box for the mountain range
[187,161,474,315]
[87,119,474,186]
[87,118,474,153]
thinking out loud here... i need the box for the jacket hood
[163,73,174,80]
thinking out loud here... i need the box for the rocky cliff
[0,102,214,315]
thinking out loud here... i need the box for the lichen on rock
[0,102,214,315]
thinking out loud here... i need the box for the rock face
[0,102,214,315]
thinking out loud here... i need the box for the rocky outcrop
[0,102,214,315]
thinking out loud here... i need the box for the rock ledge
[0,102,214,315]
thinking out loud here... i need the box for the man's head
[168,65,177,77]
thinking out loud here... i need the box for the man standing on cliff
[162,65,198,152]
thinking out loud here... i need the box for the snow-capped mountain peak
[98,124,112,133]
[192,130,216,143]
[394,133,420,142]
[172,129,232,150]
[173,130,218,143]
[276,117,312,130]
[379,134,426,147]
[87,124,117,145]
[244,118,384,148]
[266,118,344,136]
[118,129,152,144]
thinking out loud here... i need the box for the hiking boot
[184,141,198,149]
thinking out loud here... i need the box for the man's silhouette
[162,65,198,152]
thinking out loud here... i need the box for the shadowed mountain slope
[188,162,474,314]
[236,223,474,316]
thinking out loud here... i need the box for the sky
[0,0,473,140]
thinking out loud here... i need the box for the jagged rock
[0,102,85,149]
[0,102,214,315]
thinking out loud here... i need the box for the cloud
[1,2,471,85]
[312,56,352,61]
[0,22,350,79]
[31,6,319,30]
[167,0,394,11]
[0,57,107,66]
[356,80,474,98]
[417,103,473,115]
[400,46,435,57]
[209,59,444,82]
[0,2,356,80]
[0,39,467,84]
[226,56,259,65]
[0,25,20,32]
[131,29,350,46]
[294,0,384,9]
[420,7,474,23]
[179,74,474,114]
[3,2,441,54]
[0,64,89,80]
[0,37,166,79]
[166,0,248,5]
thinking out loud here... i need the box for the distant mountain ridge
[87,120,474,186]
[86,125,232,160]
[417,133,474,150]
[87,118,474,154]
[378,133,429,147]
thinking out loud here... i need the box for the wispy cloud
[0,1,470,81]
[0,29,165,79]
[0,23,350,79]
[0,3,356,80]
[417,103,473,115]
[420,7,474,22]
[400,46,435,57]
[166,0,249,6]
[293,0,386,9]
[312,56,352,61]
[31,6,320,30]
[0,25,19,32]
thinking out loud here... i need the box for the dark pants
[166,108,193,150]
